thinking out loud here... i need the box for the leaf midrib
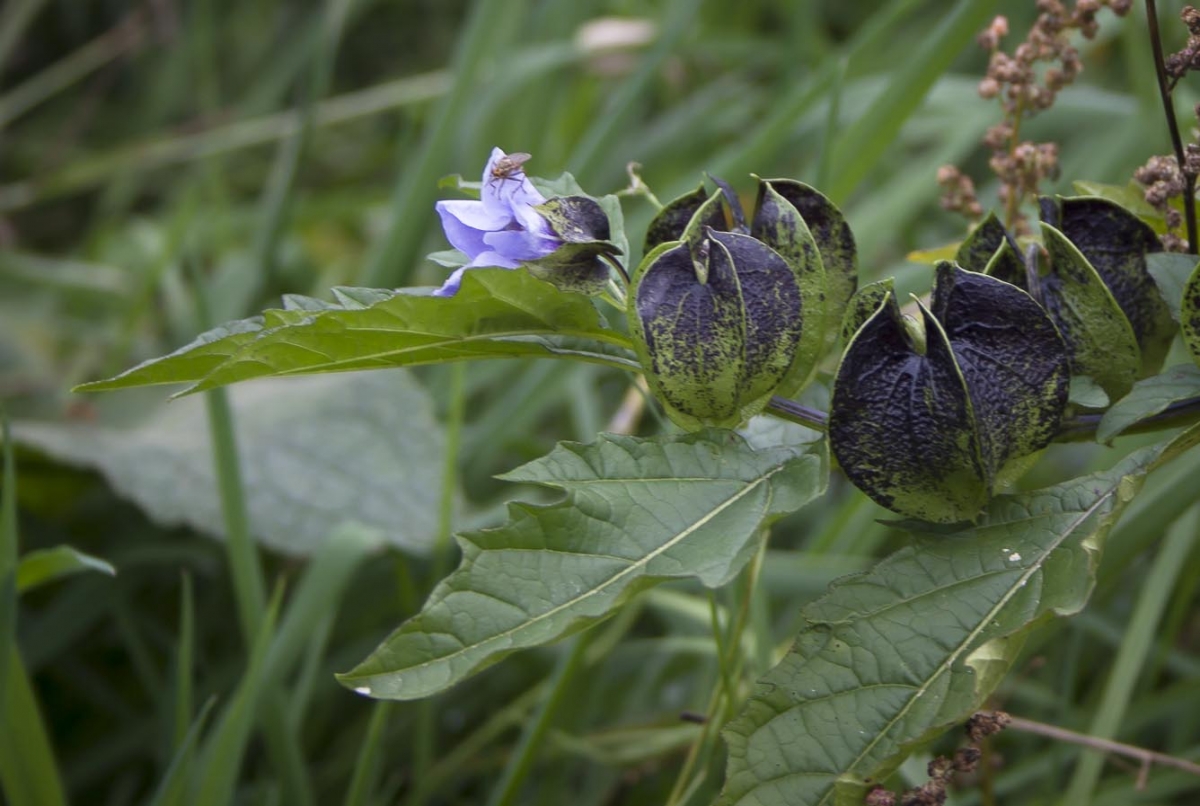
[807,485,1116,805]
[346,457,801,687]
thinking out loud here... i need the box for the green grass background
[2,1,1199,804]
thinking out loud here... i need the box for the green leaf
[16,546,115,594]
[18,372,446,556]
[1098,364,1200,442]
[1042,196,1177,377]
[1040,223,1141,401]
[1182,256,1200,368]
[1146,252,1198,322]
[75,269,633,395]
[718,437,1185,806]
[337,430,828,700]
[1068,375,1110,410]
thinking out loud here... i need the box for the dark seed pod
[830,264,1069,523]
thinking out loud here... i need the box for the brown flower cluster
[1165,6,1200,87]
[863,711,1011,806]
[1133,6,1200,252]
[939,1,1132,232]
[1135,153,1192,251]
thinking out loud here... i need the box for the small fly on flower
[488,151,532,188]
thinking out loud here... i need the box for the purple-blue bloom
[433,147,561,296]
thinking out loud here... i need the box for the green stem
[484,632,592,806]
[1055,395,1200,443]
[343,702,395,806]
[406,362,466,806]
[186,258,266,642]
[765,396,829,431]
[1146,0,1199,254]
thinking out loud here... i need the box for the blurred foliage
[1,1,1199,804]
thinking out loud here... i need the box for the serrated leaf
[1097,364,1200,441]
[76,269,633,395]
[1040,223,1141,401]
[337,430,828,700]
[18,372,445,556]
[16,546,115,594]
[718,435,1191,806]
[1146,252,1198,321]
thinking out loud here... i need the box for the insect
[488,152,532,188]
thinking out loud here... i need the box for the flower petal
[435,200,507,260]
[485,229,560,262]
[466,250,522,269]
[433,267,467,297]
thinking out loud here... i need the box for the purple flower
[433,147,562,296]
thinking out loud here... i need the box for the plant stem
[1007,714,1200,780]
[485,632,591,806]
[1147,0,1199,254]
[1055,394,1200,442]
[765,396,829,431]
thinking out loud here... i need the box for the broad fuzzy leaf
[19,372,446,556]
[76,269,633,395]
[338,430,828,700]
[1098,364,1200,442]
[718,433,1194,806]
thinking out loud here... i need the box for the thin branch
[765,396,829,432]
[1147,0,1199,254]
[1006,715,1200,783]
[1055,394,1200,442]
